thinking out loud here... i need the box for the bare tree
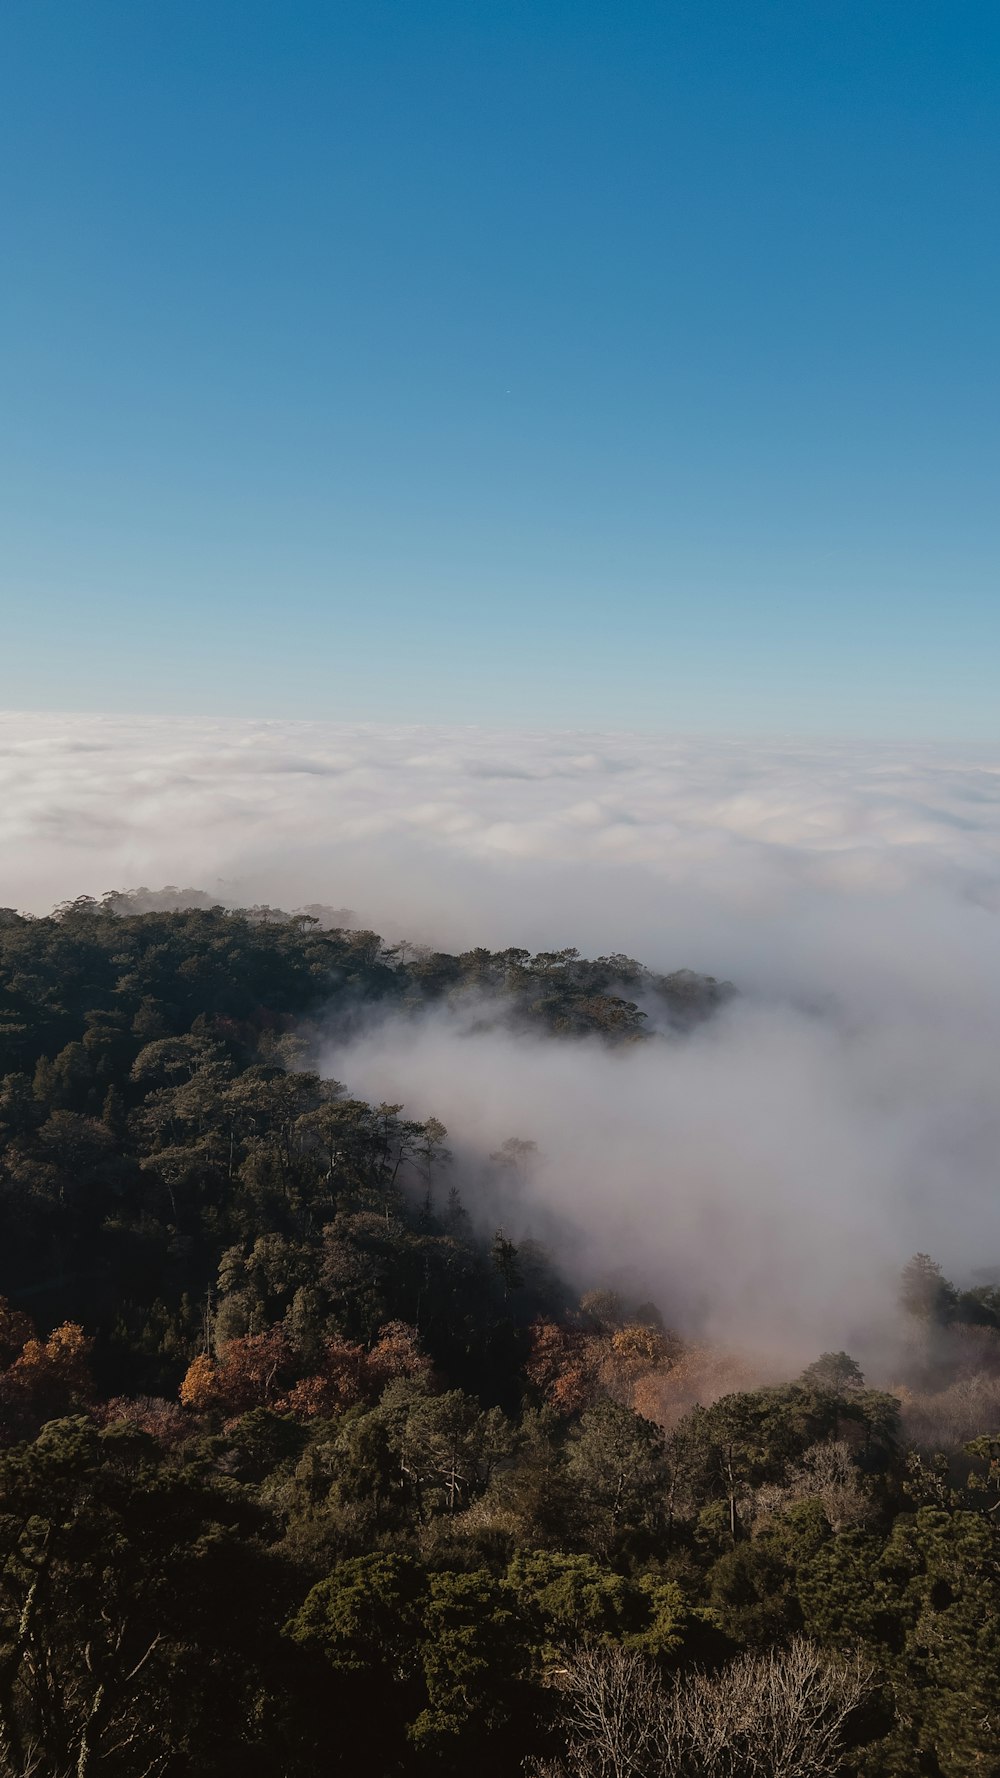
[528,1636,873,1778]
[529,1643,667,1778]
[750,1439,874,1534]
[662,1637,874,1778]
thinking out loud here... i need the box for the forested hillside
[0,898,996,1776]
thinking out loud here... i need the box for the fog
[4,709,1000,1364]
[320,990,1000,1368]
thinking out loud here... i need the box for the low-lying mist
[5,710,1000,1369]
[319,987,1000,1375]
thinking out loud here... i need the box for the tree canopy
[0,898,994,1774]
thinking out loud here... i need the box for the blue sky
[1,1,998,735]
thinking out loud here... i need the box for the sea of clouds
[4,709,1000,1364]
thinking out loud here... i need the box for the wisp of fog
[4,710,1000,1365]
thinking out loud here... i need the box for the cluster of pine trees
[0,897,997,1776]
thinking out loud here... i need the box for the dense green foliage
[0,900,996,1775]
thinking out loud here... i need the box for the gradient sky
[2,1,998,735]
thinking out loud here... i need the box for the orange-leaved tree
[0,1302,94,1441]
[179,1326,295,1416]
[180,1320,432,1422]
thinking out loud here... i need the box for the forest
[0,894,997,1777]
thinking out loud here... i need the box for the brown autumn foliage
[178,1351,220,1412]
[527,1317,678,1416]
[365,1320,434,1391]
[525,1321,595,1414]
[96,1394,192,1447]
[634,1342,779,1429]
[526,1312,784,1433]
[0,1301,94,1441]
[179,1319,431,1422]
[276,1339,369,1418]
[277,1322,431,1417]
[600,1322,678,1403]
[180,1327,296,1415]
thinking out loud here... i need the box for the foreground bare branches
[529,1636,874,1778]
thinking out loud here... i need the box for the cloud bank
[3,710,999,944]
[3,709,1000,1361]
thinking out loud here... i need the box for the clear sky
[1,1,998,735]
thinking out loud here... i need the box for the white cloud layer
[3,711,999,945]
[3,709,1000,1362]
